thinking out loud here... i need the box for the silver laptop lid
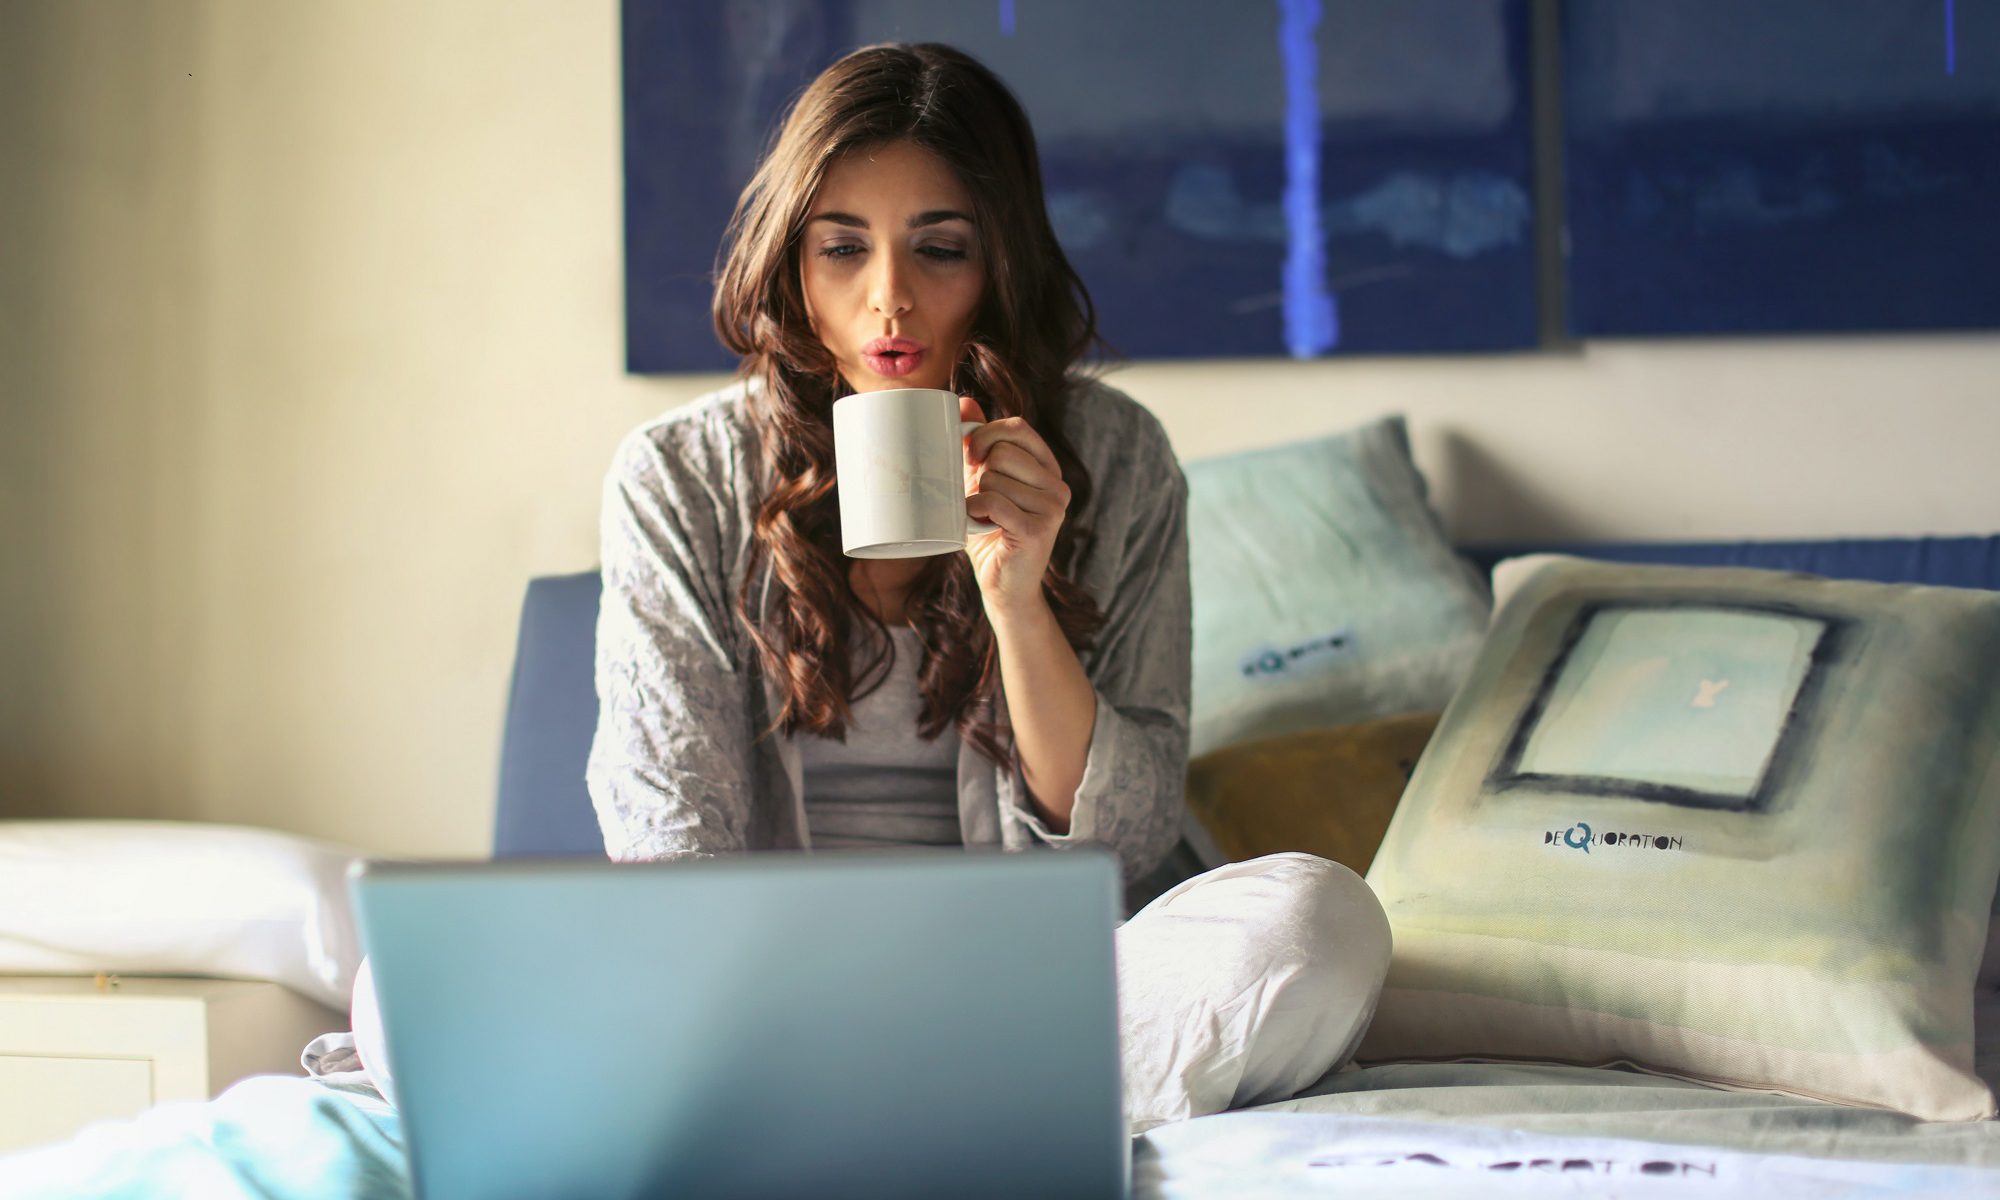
[351,850,1126,1200]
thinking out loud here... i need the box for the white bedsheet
[1136,1112,2000,1199]
[7,1072,1999,1199]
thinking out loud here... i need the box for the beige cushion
[1361,555,2000,1121]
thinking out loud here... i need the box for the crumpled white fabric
[1117,852,1392,1135]
[346,957,397,1107]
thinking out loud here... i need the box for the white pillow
[0,820,364,1010]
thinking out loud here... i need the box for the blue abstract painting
[622,0,1538,373]
[1563,0,2000,336]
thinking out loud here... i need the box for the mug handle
[960,419,1001,536]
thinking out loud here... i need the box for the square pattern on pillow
[1183,415,1488,760]
[1360,555,2000,1121]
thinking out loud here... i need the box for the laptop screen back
[351,850,1126,1200]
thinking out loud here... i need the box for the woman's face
[799,139,984,393]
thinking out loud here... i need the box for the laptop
[349,850,1128,1199]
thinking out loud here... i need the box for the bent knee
[1147,852,1392,977]
[1261,854,1391,982]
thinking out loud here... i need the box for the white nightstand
[0,975,347,1155]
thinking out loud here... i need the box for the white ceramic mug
[833,387,1001,559]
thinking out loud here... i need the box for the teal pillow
[1183,415,1490,759]
[1362,555,2000,1121]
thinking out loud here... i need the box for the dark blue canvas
[1562,0,2000,336]
[621,0,1538,372]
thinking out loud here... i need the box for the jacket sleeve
[584,422,757,862]
[1002,421,1192,882]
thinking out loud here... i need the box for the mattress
[1131,988,2000,1197]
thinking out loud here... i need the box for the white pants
[352,852,1391,1136]
[1115,852,1392,1134]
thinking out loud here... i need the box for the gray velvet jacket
[584,375,1190,885]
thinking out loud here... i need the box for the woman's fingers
[966,486,1031,532]
[966,416,1060,477]
[976,441,1065,494]
[971,468,1065,518]
[957,406,1070,553]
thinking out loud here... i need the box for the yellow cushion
[1185,712,1441,875]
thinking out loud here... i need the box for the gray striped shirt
[801,625,962,850]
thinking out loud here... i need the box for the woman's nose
[868,252,913,318]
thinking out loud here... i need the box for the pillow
[1488,556,2000,991]
[1360,555,2000,1121]
[1182,414,1489,761]
[1185,712,1440,874]
[0,820,365,1011]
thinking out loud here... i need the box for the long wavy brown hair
[711,42,1107,765]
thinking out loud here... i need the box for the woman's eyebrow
[807,209,974,230]
[908,209,973,228]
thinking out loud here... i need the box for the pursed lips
[862,336,926,378]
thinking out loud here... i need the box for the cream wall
[4,2,1996,856]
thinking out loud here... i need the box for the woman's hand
[960,395,1070,618]
[958,394,1097,822]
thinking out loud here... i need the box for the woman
[587,42,1184,882]
[369,41,1389,1135]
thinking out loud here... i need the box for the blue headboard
[1461,536,2000,588]
[493,570,606,858]
[494,535,2000,859]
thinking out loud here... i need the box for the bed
[4,533,1998,1199]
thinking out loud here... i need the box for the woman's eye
[920,245,969,262]
[818,243,863,260]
